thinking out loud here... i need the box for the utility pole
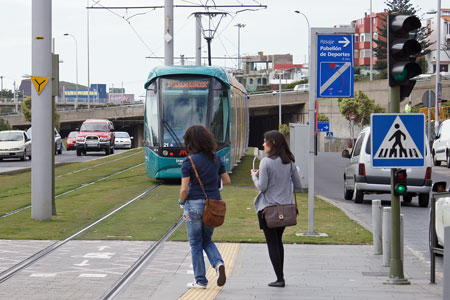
[164,0,174,65]
[195,14,201,65]
[0,75,3,92]
[31,0,53,221]
[87,0,91,110]
[235,23,246,69]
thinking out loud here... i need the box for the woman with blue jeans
[179,125,231,289]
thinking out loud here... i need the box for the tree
[20,96,60,130]
[373,0,433,76]
[317,113,329,122]
[338,90,386,129]
[0,118,12,131]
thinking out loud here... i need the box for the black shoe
[268,280,285,287]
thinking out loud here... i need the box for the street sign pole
[386,85,410,285]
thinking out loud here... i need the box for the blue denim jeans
[184,199,223,285]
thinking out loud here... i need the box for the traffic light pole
[386,85,410,285]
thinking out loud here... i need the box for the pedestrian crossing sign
[371,113,425,168]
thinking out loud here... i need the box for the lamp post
[370,0,373,81]
[235,23,246,70]
[63,33,78,110]
[427,2,442,134]
[294,11,311,70]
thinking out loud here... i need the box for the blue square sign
[317,34,354,99]
[371,113,425,168]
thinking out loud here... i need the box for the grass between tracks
[0,149,372,244]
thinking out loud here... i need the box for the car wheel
[353,188,363,204]
[433,151,441,166]
[21,150,26,161]
[344,182,353,200]
[105,145,111,155]
[403,194,413,204]
[418,193,430,207]
[110,146,114,154]
[447,152,450,168]
[76,148,82,156]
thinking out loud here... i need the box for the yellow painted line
[178,243,240,300]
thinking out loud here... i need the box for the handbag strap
[188,155,209,200]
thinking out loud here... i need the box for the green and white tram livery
[144,65,249,179]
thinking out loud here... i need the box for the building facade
[351,10,387,69]
[424,9,450,74]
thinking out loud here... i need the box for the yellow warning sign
[31,76,50,95]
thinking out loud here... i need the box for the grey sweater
[252,156,303,212]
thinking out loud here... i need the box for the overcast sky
[0,0,440,99]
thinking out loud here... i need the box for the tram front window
[160,77,209,147]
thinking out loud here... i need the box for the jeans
[184,199,223,285]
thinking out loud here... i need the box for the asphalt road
[0,148,132,174]
[314,151,450,263]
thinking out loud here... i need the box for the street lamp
[427,2,441,134]
[235,23,246,70]
[294,11,311,70]
[63,33,79,110]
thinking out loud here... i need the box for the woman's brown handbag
[263,163,298,229]
[188,156,226,227]
[263,203,298,229]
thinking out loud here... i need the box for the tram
[143,65,249,179]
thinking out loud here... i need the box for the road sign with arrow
[317,34,354,99]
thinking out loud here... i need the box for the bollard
[444,226,450,299]
[372,200,382,255]
[382,207,392,267]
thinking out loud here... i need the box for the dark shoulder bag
[188,156,226,227]
[263,163,298,229]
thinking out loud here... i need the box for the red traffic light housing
[388,14,422,100]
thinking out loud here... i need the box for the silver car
[0,130,32,161]
[114,131,133,149]
[342,127,432,207]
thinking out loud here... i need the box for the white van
[432,119,450,167]
[294,83,309,92]
[342,127,432,207]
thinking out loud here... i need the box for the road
[0,148,132,174]
[315,151,450,264]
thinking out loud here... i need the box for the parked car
[294,83,309,92]
[432,119,450,167]
[66,131,79,150]
[76,119,115,156]
[26,127,62,155]
[0,130,31,161]
[342,127,432,207]
[430,182,450,249]
[114,131,133,149]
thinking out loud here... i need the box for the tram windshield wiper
[162,119,183,147]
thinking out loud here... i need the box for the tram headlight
[162,150,169,156]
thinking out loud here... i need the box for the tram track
[0,161,145,219]
[0,183,162,284]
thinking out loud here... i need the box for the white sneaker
[216,263,226,287]
[186,281,207,289]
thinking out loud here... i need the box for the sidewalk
[120,242,444,300]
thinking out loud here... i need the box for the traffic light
[393,169,407,196]
[388,14,422,100]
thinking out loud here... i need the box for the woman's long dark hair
[264,130,295,164]
[183,125,217,161]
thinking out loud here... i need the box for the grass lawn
[0,149,372,244]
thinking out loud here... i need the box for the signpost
[305,27,354,237]
[371,114,425,168]
[317,34,354,99]
[317,121,330,132]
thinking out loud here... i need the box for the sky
[0,0,441,100]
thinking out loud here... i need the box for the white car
[27,127,63,155]
[0,130,32,161]
[342,127,432,207]
[114,131,133,149]
[294,83,309,92]
[432,119,450,167]
[430,182,450,249]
